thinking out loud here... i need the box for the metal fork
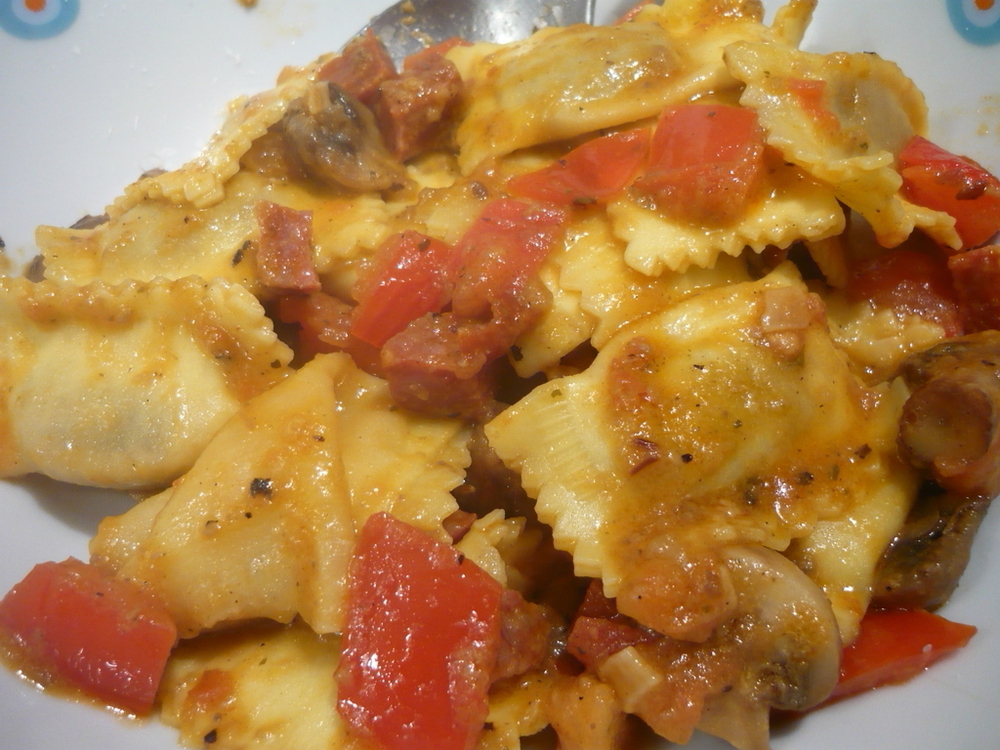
[354,0,598,64]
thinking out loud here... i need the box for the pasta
[2,2,998,750]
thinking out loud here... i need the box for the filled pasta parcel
[2,1,999,749]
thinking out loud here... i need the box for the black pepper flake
[245,512,253,519]
[232,239,252,267]
[982,359,996,367]
[204,729,218,744]
[692,363,705,370]
[510,344,524,362]
[249,477,273,498]
[313,434,325,442]
[855,444,872,460]
[25,255,45,282]
[681,453,693,463]
[797,471,814,485]
[456,553,466,565]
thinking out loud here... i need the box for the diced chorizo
[317,31,398,109]
[492,590,556,682]
[948,244,1000,333]
[873,491,990,610]
[898,330,1000,496]
[255,201,321,293]
[375,51,463,161]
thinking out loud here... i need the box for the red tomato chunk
[899,135,1000,251]
[829,607,976,702]
[351,229,461,348]
[507,128,650,206]
[634,103,765,225]
[0,558,176,715]
[847,247,963,337]
[336,512,503,750]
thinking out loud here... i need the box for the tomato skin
[847,247,963,337]
[351,230,460,347]
[0,558,176,715]
[336,513,503,750]
[899,135,1000,250]
[829,608,976,701]
[507,128,650,206]
[634,103,765,225]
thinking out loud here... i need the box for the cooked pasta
[1,2,997,750]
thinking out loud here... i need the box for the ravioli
[451,0,779,173]
[1,2,993,749]
[90,353,469,637]
[486,263,917,633]
[724,40,961,249]
[38,170,393,295]
[0,275,292,489]
[160,620,345,750]
[109,58,323,215]
[608,158,845,275]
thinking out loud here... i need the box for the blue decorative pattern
[0,0,78,40]
[948,0,1000,45]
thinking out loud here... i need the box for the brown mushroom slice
[873,490,990,611]
[596,546,841,750]
[282,81,408,192]
[898,330,1000,496]
[694,546,841,750]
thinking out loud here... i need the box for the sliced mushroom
[873,489,990,610]
[596,545,841,750]
[695,546,842,750]
[281,81,407,192]
[898,330,1000,496]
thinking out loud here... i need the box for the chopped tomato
[507,128,650,206]
[0,558,176,715]
[829,608,976,701]
[274,290,383,372]
[450,199,565,320]
[336,513,503,750]
[351,230,460,347]
[634,103,765,225]
[376,199,564,419]
[899,135,1000,250]
[847,247,963,336]
[949,243,1000,332]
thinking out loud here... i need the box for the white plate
[1,1,999,749]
